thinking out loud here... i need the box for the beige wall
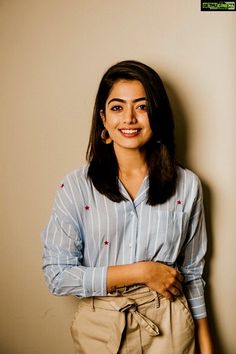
[1,1,235,353]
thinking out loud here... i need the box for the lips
[119,128,141,137]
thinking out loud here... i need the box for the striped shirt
[41,164,207,319]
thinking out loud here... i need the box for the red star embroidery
[177,200,182,205]
[104,240,109,245]
[60,183,64,188]
[85,205,90,210]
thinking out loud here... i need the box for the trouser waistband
[79,286,160,353]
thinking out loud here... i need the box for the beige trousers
[71,286,195,354]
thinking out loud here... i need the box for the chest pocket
[146,210,189,263]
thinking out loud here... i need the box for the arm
[41,176,107,297]
[177,175,213,352]
[107,261,184,299]
[195,318,213,354]
[41,212,107,297]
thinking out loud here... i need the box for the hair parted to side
[86,60,177,205]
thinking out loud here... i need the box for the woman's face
[101,80,153,154]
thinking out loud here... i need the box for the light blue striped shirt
[41,164,207,319]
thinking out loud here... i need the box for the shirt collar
[118,176,149,207]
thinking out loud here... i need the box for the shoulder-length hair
[86,60,177,205]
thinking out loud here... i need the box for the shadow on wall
[166,82,224,354]
[202,183,224,354]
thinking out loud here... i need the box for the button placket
[129,206,138,261]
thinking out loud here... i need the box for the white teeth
[121,129,138,134]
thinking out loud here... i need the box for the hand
[142,261,184,301]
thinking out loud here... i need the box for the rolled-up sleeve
[41,178,107,297]
[178,176,207,319]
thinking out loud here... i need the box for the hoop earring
[101,129,112,144]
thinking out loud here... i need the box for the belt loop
[91,296,95,311]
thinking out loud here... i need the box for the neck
[114,147,148,176]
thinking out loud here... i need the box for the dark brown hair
[86,60,177,205]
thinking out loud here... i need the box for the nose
[123,106,137,124]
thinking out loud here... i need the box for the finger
[176,271,184,282]
[169,285,182,297]
[161,290,174,301]
[172,280,183,293]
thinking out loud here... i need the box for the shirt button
[129,243,132,248]
[130,210,134,215]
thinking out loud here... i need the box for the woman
[41,60,213,353]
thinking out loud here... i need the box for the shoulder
[58,164,89,189]
[55,164,90,201]
[177,165,201,183]
[52,164,90,221]
[177,165,203,198]
[63,164,89,183]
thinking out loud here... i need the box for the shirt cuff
[187,295,207,319]
[83,266,108,297]
[184,278,207,319]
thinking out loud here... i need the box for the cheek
[139,115,151,129]
[104,116,120,130]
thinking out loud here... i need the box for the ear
[100,109,106,124]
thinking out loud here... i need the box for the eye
[110,105,122,111]
[137,104,147,111]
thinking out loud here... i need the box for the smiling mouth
[119,129,141,136]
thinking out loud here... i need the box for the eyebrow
[107,97,147,105]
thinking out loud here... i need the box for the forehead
[107,80,146,101]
